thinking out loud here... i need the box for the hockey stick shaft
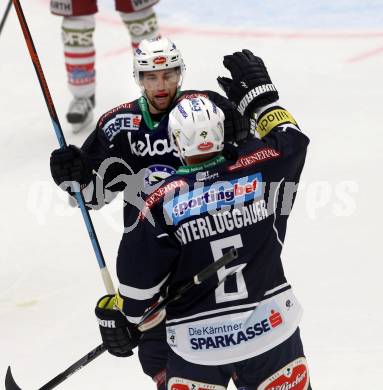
[5,249,238,390]
[139,248,239,324]
[0,0,12,35]
[6,345,107,390]
[11,0,114,294]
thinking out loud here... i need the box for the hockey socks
[62,15,96,99]
[120,7,160,49]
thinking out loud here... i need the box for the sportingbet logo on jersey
[102,114,142,141]
[165,173,263,224]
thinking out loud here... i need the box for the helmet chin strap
[172,135,187,165]
[179,155,187,166]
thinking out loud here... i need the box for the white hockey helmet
[133,37,185,87]
[168,97,225,159]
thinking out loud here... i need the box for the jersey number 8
[210,234,248,303]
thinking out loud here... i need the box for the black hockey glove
[217,49,279,117]
[221,99,255,144]
[95,295,142,358]
[50,145,93,189]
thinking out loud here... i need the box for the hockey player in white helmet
[50,0,161,133]
[50,38,254,390]
[168,96,224,164]
[133,37,185,114]
[90,50,312,389]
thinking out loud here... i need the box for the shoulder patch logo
[103,113,142,141]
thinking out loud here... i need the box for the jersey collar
[176,155,226,174]
[138,96,160,130]
[138,89,182,131]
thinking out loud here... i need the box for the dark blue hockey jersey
[115,104,310,365]
[79,90,230,230]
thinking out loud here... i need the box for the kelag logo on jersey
[164,172,262,224]
[128,133,180,157]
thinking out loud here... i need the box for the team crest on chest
[144,165,176,191]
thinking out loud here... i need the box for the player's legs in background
[50,1,97,132]
[116,0,160,49]
[61,15,96,130]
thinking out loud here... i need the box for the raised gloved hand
[221,99,255,144]
[50,145,93,189]
[95,295,142,357]
[217,49,279,116]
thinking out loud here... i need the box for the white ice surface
[1,0,383,389]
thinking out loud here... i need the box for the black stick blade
[5,367,22,390]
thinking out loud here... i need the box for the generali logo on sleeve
[139,179,187,221]
[227,147,281,172]
[258,357,309,390]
